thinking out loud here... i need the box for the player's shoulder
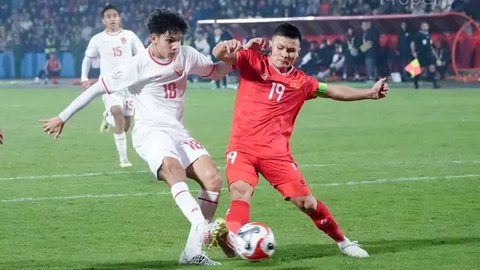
[89,31,105,41]
[292,67,317,86]
[181,45,197,54]
[122,29,139,38]
[239,48,263,59]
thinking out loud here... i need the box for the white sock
[113,132,128,162]
[197,189,219,222]
[171,182,206,255]
[338,237,351,248]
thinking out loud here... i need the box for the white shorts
[102,89,134,117]
[132,124,210,177]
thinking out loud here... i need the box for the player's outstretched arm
[80,56,93,90]
[0,129,3,144]
[208,61,234,80]
[212,39,243,65]
[40,82,105,140]
[320,78,389,101]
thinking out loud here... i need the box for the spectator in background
[342,27,360,80]
[44,33,57,59]
[432,40,451,80]
[360,21,378,81]
[70,34,86,78]
[299,40,322,76]
[208,26,233,89]
[411,22,440,89]
[318,39,334,71]
[317,40,345,80]
[58,32,71,63]
[8,33,23,79]
[194,30,211,60]
[397,22,413,81]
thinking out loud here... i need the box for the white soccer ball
[234,222,275,261]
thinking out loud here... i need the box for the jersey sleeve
[85,36,99,58]
[185,46,216,77]
[235,49,258,70]
[99,56,140,94]
[304,75,327,100]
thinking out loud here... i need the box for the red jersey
[228,49,319,158]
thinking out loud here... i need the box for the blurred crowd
[0,0,477,81]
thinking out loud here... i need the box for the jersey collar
[148,46,175,66]
[268,57,295,76]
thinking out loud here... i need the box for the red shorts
[225,150,311,200]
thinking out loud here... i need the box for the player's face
[150,32,182,59]
[421,23,429,32]
[102,9,121,32]
[269,36,300,71]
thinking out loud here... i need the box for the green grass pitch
[0,83,479,269]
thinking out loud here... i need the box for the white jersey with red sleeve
[100,45,217,130]
[85,29,144,77]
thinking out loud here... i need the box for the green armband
[316,82,328,97]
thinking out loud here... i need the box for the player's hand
[244,38,268,52]
[0,129,3,144]
[39,117,65,140]
[370,77,389,100]
[80,80,91,90]
[223,39,243,54]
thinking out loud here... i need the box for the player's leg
[261,158,369,258]
[290,193,369,258]
[132,127,219,265]
[102,93,131,167]
[185,154,222,222]
[207,151,259,257]
[51,70,59,84]
[122,92,134,133]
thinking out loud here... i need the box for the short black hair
[101,4,120,17]
[146,8,189,35]
[272,23,302,41]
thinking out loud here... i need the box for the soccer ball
[234,222,276,261]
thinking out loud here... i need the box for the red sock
[225,200,250,233]
[307,200,345,242]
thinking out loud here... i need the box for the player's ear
[268,40,272,49]
[149,33,157,44]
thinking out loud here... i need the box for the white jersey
[85,29,144,76]
[100,45,217,131]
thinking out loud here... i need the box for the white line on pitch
[0,164,332,182]
[1,160,479,182]
[1,174,478,204]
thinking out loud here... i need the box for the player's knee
[157,158,186,184]
[110,106,123,117]
[291,196,316,213]
[202,171,223,192]
[229,181,253,201]
[302,198,317,212]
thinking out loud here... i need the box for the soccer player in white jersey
[40,9,236,266]
[81,4,145,168]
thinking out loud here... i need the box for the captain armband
[316,82,328,97]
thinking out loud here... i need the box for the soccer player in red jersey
[210,23,389,258]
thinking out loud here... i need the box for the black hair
[101,4,120,17]
[272,23,302,41]
[146,8,189,35]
